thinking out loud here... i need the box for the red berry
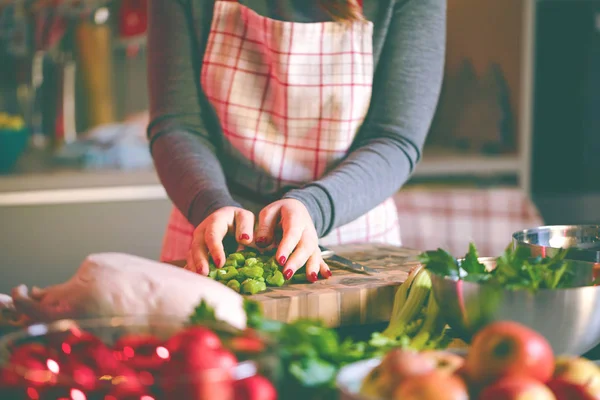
[113,334,168,373]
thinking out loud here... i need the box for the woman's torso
[187,0,398,204]
[158,0,402,261]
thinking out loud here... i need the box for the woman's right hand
[185,207,255,275]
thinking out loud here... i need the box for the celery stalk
[410,288,442,349]
[382,269,432,338]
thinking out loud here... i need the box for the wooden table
[252,244,420,327]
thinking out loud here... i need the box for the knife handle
[319,245,334,259]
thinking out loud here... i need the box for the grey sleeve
[284,0,447,237]
[147,0,240,226]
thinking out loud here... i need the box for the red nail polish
[256,237,266,243]
[324,269,332,278]
[213,258,221,267]
[279,256,287,266]
[240,233,250,241]
[309,272,318,283]
[283,269,293,281]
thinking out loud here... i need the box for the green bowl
[0,128,28,173]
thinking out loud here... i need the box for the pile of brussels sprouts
[208,249,310,295]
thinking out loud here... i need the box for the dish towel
[53,120,152,170]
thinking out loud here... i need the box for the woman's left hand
[255,199,332,282]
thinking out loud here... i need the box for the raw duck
[0,253,247,332]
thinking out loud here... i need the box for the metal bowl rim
[512,224,600,240]
[429,267,598,293]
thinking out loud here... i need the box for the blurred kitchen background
[0,0,599,293]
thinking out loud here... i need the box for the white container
[336,358,382,400]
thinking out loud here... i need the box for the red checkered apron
[160,0,401,262]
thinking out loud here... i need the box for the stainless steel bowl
[513,225,600,263]
[430,257,600,356]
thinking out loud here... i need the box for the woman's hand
[255,199,332,282]
[186,207,254,275]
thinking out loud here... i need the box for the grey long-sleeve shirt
[147,0,446,237]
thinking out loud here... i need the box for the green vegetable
[386,265,422,331]
[216,266,239,281]
[421,242,583,291]
[382,268,432,338]
[410,288,445,350]
[204,247,332,294]
[238,266,265,280]
[266,270,285,287]
[227,279,241,293]
[188,297,445,400]
[228,252,246,265]
[263,259,279,273]
[244,257,260,267]
[241,251,257,259]
[189,300,217,324]
[241,279,267,295]
[292,267,308,282]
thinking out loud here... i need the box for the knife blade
[319,246,378,275]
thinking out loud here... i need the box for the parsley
[421,242,591,291]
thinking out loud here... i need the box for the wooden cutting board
[251,244,420,327]
[171,244,421,327]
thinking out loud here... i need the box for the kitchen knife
[319,246,378,275]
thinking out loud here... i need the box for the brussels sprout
[227,279,241,293]
[241,279,267,295]
[238,266,264,280]
[266,270,285,287]
[216,266,239,281]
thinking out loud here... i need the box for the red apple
[547,378,600,400]
[551,356,600,398]
[361,349,437,399]
[466,321,554,385]
[392,371,469,400]
[380,349,437,379]
[233,375,277,400]
[421,350,465,376]
[478,375,556,400]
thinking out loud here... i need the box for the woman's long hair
[319,0,365,22]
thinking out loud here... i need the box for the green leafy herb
[189,298,429,397]
[189,300,217,324]
[418,248,460,279]
[421,242,585,291]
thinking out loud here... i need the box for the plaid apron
[160,0,401,262]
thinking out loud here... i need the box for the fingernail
[279,256,287,266]
[283,269,293,281]
[308,272,318,283]
[213,258,221,267]
[256,237,268,248]
[240,233,250,241]
[324,269,332,278]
